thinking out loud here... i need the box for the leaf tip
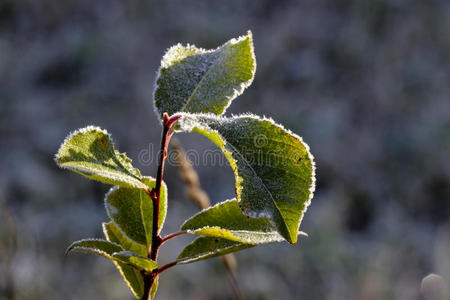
[54,125,110,166]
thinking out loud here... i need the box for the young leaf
[177,237,253,264]
[105,177,168,247]
[65,239,122,259]
[55,126,146,189]
[153,31,256,118]
[114,264,144,300]
[103,222,145,299]
[182,199,288,244]
[103,222,147,257]
[112,251,158,272]
[177,113,316,244]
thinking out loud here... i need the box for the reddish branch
[142,113,181,300]
[156,261,178,275]
[160,231,187,245]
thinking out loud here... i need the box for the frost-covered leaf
[105,177,168,247]
[103,222,145,299]
[103,222,147,257]
[177,237,253,264]
[115,263,143,300]
[65,239,122,259]
[154,31,256,118]
[178,113,316,243]
[115,264,143,300]
[182,199,288,244]
[55,126,146,189]
[112,251,158,272]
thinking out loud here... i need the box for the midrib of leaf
[190,227,282,243]
[180,49,224,113]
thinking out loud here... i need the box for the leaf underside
[66,239,122,258]
[103,222,145,299]
[154,31,256,118]
[103,222,147,257]
[177,236,253,264]
[182,199,285,244]
[178,113,316,243]
[55,126,146,189]
[105,177,167,247]
[112,251,158,272]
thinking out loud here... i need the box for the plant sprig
[56,31,316,299]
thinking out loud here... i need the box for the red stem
[141,271,152,300]
[141,113,181,300]
[156,261,178,275]
[160,231,187,245]
[148,113,181,261]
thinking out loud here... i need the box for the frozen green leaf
[103,222,147,257]
[154,31,256,118]
[115,264,143,300]
[103,222,145,299]
[105,177,168,247]
[182,199,290,244]
[177,237,253,264]
[55,126,146,189]
[112,251,158,272]
[178,113,316,243]
[65,239,122,259]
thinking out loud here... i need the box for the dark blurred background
[1,1,449,299]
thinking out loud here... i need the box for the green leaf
[114,264,144,300]
[115,263,143,300]
[65,239,122,259]
[150,277,159,300]
[103,222,147,257]
[153,31,256,118]
[105,177,168,247]
[182,199,291,244]
[177,113,316,244]
[103,222,145,299]
[55,126,146,189]
[112,251,158,272]
[177,237,253,264]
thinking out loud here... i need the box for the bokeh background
[1,1,449,299]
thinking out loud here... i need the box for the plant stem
[160,231,187,245]
[142,271,152,300]
[156,261,178,275]
[148,113,181,260]
[142,113,181,300]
